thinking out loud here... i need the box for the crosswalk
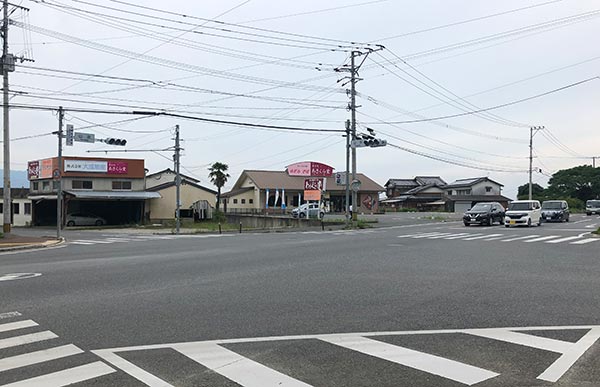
[0,312,115,386]
[398,231,599,246]
[92,325,600,386]
[68,233,230,246]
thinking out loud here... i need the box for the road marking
[445,233,481,240]
[397,232,443,238]
[414,233,452,239]
[0,273,42,282]
[320,335,499,386]
[500,235,540,242]
[538,328,600,382]
[0,344,83,372]
[570,238,599,245]
[545,236,582,244]
[0,320,38,333]
[483,235,508,241]
[69,241,95,245]
[92,350,173,387]
[424,233,457,239]
[0,361,116,387]
[466,328,572,353]
[463,234,503,240]
[524,235,560,243]
[174,342,312,387]
[0,331,58,350]
[0,311,21,320]
[70,239,113,244]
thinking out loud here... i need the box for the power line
[380,77,600,124]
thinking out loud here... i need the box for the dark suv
[463,202,505,226]
[541,200,570,222]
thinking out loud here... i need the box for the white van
[504,200,542,227]
[586,200,600,216]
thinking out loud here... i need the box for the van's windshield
[508,202,533,211]
[587,200,600,208]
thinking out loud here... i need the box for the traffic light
[103,138,127,146]
[351,138,387,148]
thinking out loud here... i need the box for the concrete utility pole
[344,119,350,225]
[529,125,544,200]
[56,106,64,239]
[2,0,10,233]
[350,51,358,220]
[174,124,181,234]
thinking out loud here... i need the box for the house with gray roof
[444,177,511,213]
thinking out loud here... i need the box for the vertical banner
[281,188,286,209]
[298,193,302,206]
[265,188,270,209]
[274,188,280,208]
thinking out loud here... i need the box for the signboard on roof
[287,162,334,177]
[27,161,39,180]
[304,178,324,191]
[40,159,54,179]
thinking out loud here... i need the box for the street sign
[65,124,74,146]
[351,179,361,192]
[335,172,346,185]
[74,132,96,143]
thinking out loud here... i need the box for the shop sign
[40,159,54,178]
[64,160,108,173]
[309,162,333,177]
[108,161,128,174]
[27,160,39,180]
[304,190,321,201]
[287,161,334,177]
[286,162,311,176]
[304,178,324,191]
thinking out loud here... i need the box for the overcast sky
[6,0,600,197]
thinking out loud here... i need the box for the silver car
[65,213,106,226]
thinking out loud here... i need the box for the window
[249,199,253,204]
[485,186,492,193]
[72,180,92,189]
[241,199,246,204]
[447,190,453,195]
[233,199,238,204]
[42,181,50,191]
[24,203,31,215]
[0,203,3,213]
[32,182,39,191]
[112,181,132,190]
[12,203,19,214]
[457,189,472,195]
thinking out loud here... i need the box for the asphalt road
[1,213,599,386]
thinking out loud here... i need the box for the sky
[4,0,600,197]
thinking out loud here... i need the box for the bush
[212,210,227,223]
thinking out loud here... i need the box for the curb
[0,238,65,253]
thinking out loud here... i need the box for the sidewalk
[0,233,63,251]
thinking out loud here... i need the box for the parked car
[504,200,541,227]
[541,200,570,222]
[586,200,600,216]
[65,213,106,226]
[291,203,324,219]
[463,202,505,226]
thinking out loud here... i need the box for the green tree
[546,165,600,201]
[517,183,545,200]
[208,162,230,211]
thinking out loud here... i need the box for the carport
[63,191,161,225]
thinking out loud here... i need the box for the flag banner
[266,188,270,209]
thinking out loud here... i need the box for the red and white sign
[40,159,54,179]
[304,178,324,191]
[304,190,321,201]
[108,161,128,174]
[287,161,334,177]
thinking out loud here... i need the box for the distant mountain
[0,170,29,188]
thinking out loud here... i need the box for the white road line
[397,232,442,238]
[412,233,450,239]
[0,331,58,350]
[465,329,572,353]
[463,234,503,241]
[92,350,173,387]
[174,342,313,387]
[423,233,456,239]
[0,312,21,320]
[0,320,38,333]
[71,240,113,244]
[0,344,83,373]
[445,233,482,240]
[103,238,135,242]
[0,361,115,387]
[545,236,582,244]
[69,241,95,245]
[570,238,599,245]
[537,328,600,382]
[320,336,498,386]
[442,233,472,240]
[523,235,560,243]
[483,235,508,241]
[500,235,540,242]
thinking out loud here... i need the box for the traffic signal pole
[56,106,64,239]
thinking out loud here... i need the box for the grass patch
[0,232,3,238]
[593,227,600,235]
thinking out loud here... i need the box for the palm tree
[208,162,230,211]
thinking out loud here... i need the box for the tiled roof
[0,188,29,198]
[445,177,504,188]
[385,179,419,188]
[235,170,384,192]
[415,176,446,186]
[446,195,512,202]
[147,180,217,194]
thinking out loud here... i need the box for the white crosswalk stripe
[68,234,229,246]
[93,325,600,386]
[396,231,597,246]
[0,313,115,386]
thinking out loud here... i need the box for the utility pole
[593,156,597,168]
[2,0,10,233]
[174,124,181,234]
[56,106,64,238]
[345,119,350,225]
[529,125,544,200]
